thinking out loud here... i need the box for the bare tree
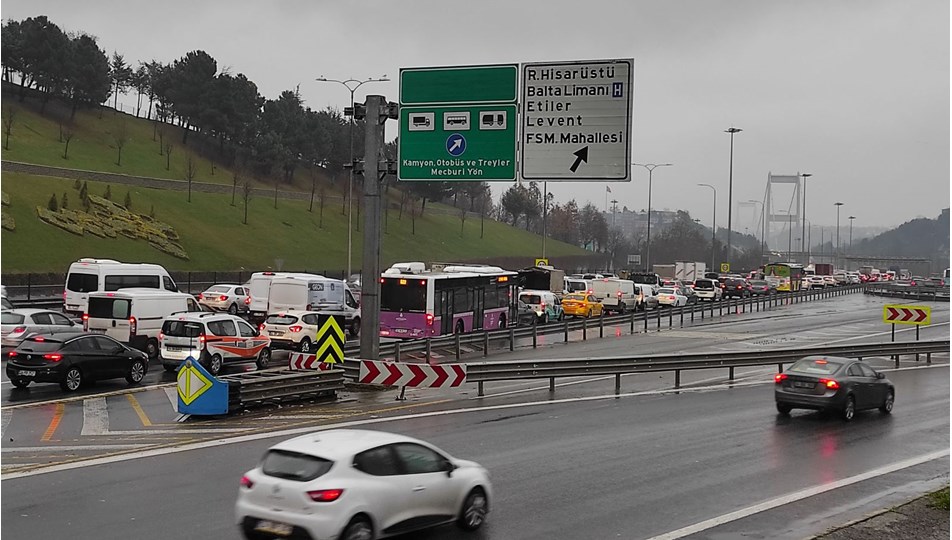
[231,169,240,206]
[185,156,196,202]
[114,122,129,166]
[165,143,173,170]
[318,188,326,228]
[459,206,467,237]
[241,181,252,225]
[62,126,75,159]
[3,105,18,150]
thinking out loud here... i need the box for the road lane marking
[1,409,11,439]
[126,394,152,427]
[40,403,64,442]
[164,387,178,411]
[643,448,951,540]
[2,444,152,453]
[81,398,108,436]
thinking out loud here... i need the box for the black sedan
[6,332,148,392]
[774,356,894,421]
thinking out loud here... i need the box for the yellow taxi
[560,293,604,318]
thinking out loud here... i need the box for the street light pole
[800,173,812,262]
[633,163,673,271]
[834,202,844,268]
[315,75,390,279]
[724,127,742,270]
[698,183,716,271]
[848,215,856,253]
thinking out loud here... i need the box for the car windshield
[788,358,843,375]
[265,314,298,325]
[521,294,542,304]
[261,449,333,482]
[694,280,714,289]
[17,338,63,352]
[162,320,203,337]
[206,286,230,293]
[564,294,586,301]
[750,280,768,286]
[2,312,25,324]
[658,288,676,294]
[565,281,587,292]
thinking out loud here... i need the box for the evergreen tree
[79,180,88,201]
[124,190,132,210]
[149,204,155,219]
[48,193,58,211]
[73,179,81,190]
[62,192,68,209]
[104,184,112,200]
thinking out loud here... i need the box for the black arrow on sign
[569,146,589,173]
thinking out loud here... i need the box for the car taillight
[774,373,787,384]
[425,313,434,326]
[82,313,89,331]
[259,323,266,332]
[197,293,204,300]
[289,326,303,333]
[43,353,63,362]
[306,303,312,310]
[11,326,26,334]
[616,291,622,297]
[737,286,742,289]
[540,302,546,309]
[240,475,254,489]
[198,334,206,344]
[63,290,67,300]
[244,297,251,305]
[819,378,839,390]
[8,351,17,358]
[307,489,344,502]
[219,295,228,301]
[129,316,137,336]
[158,332,164,341]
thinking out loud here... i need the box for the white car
[692,278,723,301]
[1,309,79,350]
[802,276,826,289]
[198,284,250,314]
[235,429,492,540]
[656,287,688,307]
[261,310,339,352]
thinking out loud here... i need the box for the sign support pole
[359,95,387,361]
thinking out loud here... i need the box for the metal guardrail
[461,339,949,396]
[218,368,344,413]
[350,284,866,362]
[864,283,950,302]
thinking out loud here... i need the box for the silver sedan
[1,309,80,351]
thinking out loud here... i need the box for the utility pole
[357,95,398,360]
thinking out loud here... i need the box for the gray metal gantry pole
[359,95,388,360]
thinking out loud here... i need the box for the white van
[85,289,202,358]
[590,278,639,313]
[64,258,177,316]
[267,276,361,337]
[564,277,590,295]
[246,271,318,321]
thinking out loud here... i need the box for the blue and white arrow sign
[446,133,467,156]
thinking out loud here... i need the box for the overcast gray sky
[4,0,949,231]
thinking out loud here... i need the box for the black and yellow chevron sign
[315,315,345,364]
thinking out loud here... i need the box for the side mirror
[442,460,457,476]
[876,372,885,379]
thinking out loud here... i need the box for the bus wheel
[498,315,507,328]
[455,321,464,334]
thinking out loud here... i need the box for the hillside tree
[109,51,132,111]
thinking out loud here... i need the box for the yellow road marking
[126,394,152,427]
[41,403,65,442]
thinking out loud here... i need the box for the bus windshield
[379,280,426,312]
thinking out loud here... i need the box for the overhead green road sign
[399,64,518,182]
[400,65,518,105]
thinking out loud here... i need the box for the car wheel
[587,309,593,318]
[541,313,549,324]
[340,516,373,540]
[145,339,159,360]
[842,395,856,422]
[558,311,564,321]
[255,348,272,370]
[11,378,30,389]
[776,402,792,415]
[227,303,238,315]
[349,317,360,339]
[880,390,894,414]
[457,487,489,531]
[61,366,83,392]
[208,354,223,376]
[299,337,312,353]
[126,358,146,385]
[618,304,625,314]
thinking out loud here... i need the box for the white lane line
[814,321,950,347]
[2,444,152,453]
[81,397,109,436]
[1,409,11,439]
[105,428,252,435]
[262,415,348,420]
[644,448,951,540]
[164,387,178,411]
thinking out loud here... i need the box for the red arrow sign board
[358,361,466,387]
[882,304,931,325]
[288,353,335,370]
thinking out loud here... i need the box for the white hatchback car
[235,429,492,540]
[656,287,688,307]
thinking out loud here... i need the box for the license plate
[395,328,408,334]
[794,381,814,388]
[165,346,181,352]
[269,331,283,336]
[255,520,293,536]
[89,328,106,334]
[18,370,36,377]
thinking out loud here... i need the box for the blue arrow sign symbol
[446,133,467,156]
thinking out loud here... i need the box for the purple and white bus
[379,262,518,339]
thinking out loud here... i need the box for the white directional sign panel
[519,58,633,182]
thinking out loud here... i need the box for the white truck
[267,276,361,337]
[675,262,707,283]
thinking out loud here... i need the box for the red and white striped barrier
[288,352,335,370]
[358,360,466,387]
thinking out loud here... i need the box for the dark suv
[723,278,751,298]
